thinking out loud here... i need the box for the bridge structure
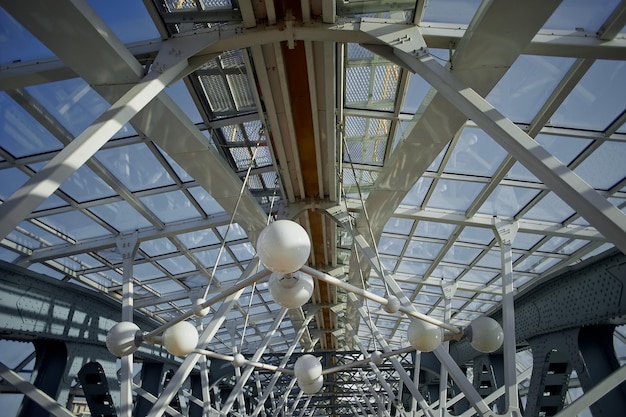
[1,249,625,417]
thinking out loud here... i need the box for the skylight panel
[486,55,576,124]
[157,254,196,274]
[37,211,110,240]
[87,0,160,43]
[405,240,444,260]
[511,232,544,251]
[399,177,433,208]
[0,93,62,157]
[441,245,482,265]
[188,186,226,215]
[95,143,175,192]
[139,237,177,256]
[139,190,201,223]
[443,128,507,177]
[0,167,29,201]
[0,8,52,64]
[164,80,203,124]
[378,236,405,256]
[426,179,484,211]
[88,200,152,232]
[401,73,432,114]
[573,140,626,190]
[551,60,626,131]
[396,259,430,275]
[542,0,621,31]
[422,0,482,25]
[6,229,41,251]
[506,133,590,182]
[178,229,220,249]
[523,192,576,223]
[131,262,165,281]
[457,226,495,245]
[59,164,116,203]
[229,242,255,262]
[26,78,134,138]
[383,217,414,235]
[477,185,540,217]
[413,220,455,240]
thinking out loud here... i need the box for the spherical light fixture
[294,354,322,385]
[232,353,246,368]
[162,321,199,356]
[298,375,324,394]
[370,350,384,366]
[268,271,314,309]
[106,321,141,357]
[256,220,311,273]
[382,295,401,314]
[468,316,504,353]
[192,298,210,317]
[407,319,443,352]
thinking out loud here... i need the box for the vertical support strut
[117,233,139,417]
[493,219,520,416]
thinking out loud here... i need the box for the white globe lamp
[370,350,384,366]
[192,298,210,317]
[294,354,322,385]
[407,319,443,352]
[106,321,141,357]
[232,353,246,368]
[298,375,324,394]
[256,220,311,273]
[268,271,314,309]
[163,321,199,356]
[468,316,504,353]
[383,295,401,314]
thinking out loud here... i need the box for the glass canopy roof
[0,0,625,416]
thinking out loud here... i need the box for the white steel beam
[0,362,76,417]
[0,57,189,241]
[389,47,626,254]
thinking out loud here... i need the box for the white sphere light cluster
[162,321,199,356]
[294,354,323,394]
[468,316,504,353]
[106,321,141,357]
[407,319,443,352]
[268,271,314,309]
[256,220,311,274]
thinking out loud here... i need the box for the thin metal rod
[321,345,416,375]
[142,268,270,341]
[0,361,76,417]
[301,265,461,333]
[194,349,295,375]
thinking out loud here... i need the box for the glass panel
[443,128,508,177]
[37,211,110,240]
[60,164,116,202]
[0,168,29,201]
[573,141,626,190]
[523,192,576,223]
[551,60,626,131]
[422,0,482,24]
[413,221,455,240]
[194,247,234,267]
[89,201,152,232]
[477,185,540,217]
[139,237,177,256]
[507,133,591,181]
[139,190,201,223]
[0,8,52,64]
[343,117,388,166]
[487,55,575,124]
[87,0,160,42]
[164,80,202,124]
[157,255,196,274]
[442,245,482,265]
[426,180,484,211]
[401,74,432,114]
[178,229,220,249]
[230,242,255,262]
[457,226,495,245]
[95,143,174,191]
[0,93,62,157]
[543,0,621,31]
[379,236,406,256]
[383,217,414,235]
[405,241,444,260]
[188,186,226,215]
[26,78,135,138]
[511,232,544,251]
[399,177,433,208]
